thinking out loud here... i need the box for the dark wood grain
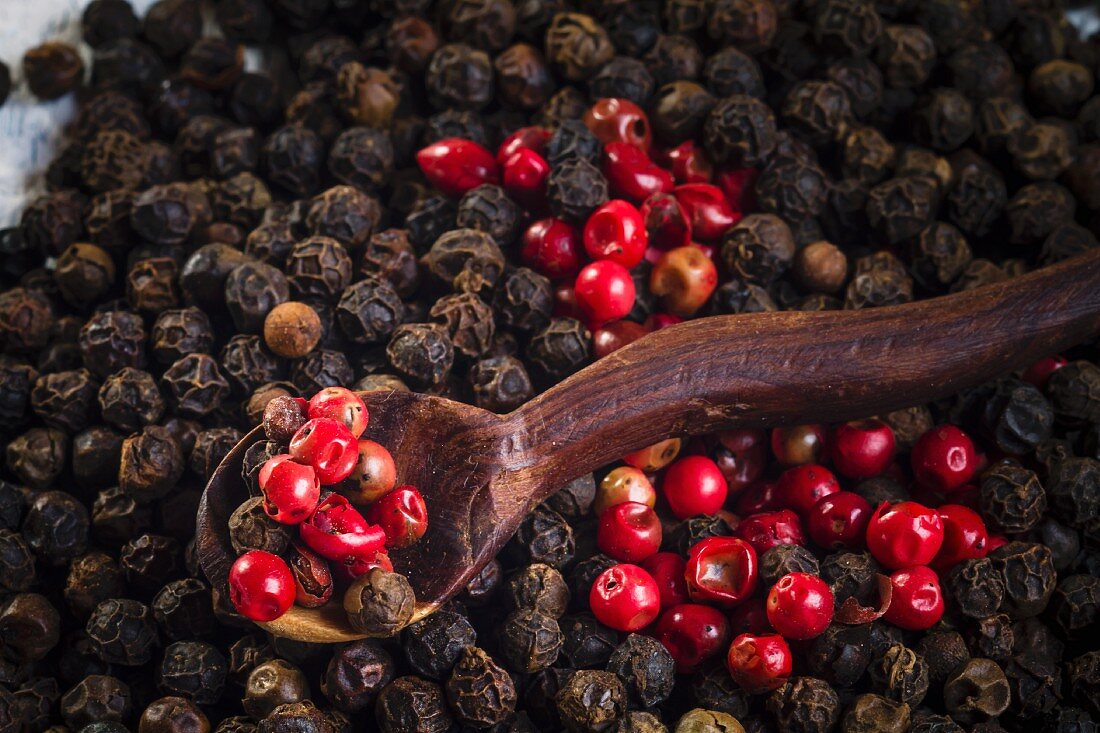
[198,249,1100,642]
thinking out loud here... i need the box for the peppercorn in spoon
[198,248,1100,642]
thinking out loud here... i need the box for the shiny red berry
[603,142,674,202]
[1022,354,1067,390]
[673,183,740,242]
[496,126,551,166]
[716,167,758,212]
[771,425,828,466]
[229,550,295,622]
[365,485,428,549]
[712,429,768,493]
[307,387,368,438]
[597,501,662,563]
[662,455,729,519]
[736,509,806,555]
[346,439,397,505]
[776,464,840,516]
[883,565,944,630]
[416,138,499,197]
[654,603,731,673]
[641,192,692,250]
[299,493,387,563]
[660,141,713,184]
[521,218,583,281]
[735,481,783,515]
[640,552,690,609]
[684,537,758,607]
[589,563,661,632]
[257,454,321,525]
[574,260,636,327]
[766,572,834,640]
[333,549,393,585]
[865,501,945,569]
[831,419,895,479]
[593,320,650,359]
[650,245,719,318]
[931,504,988,571]
[726,633,793,693]
[807,491,872,550]
[644,312,684,331]
[911,425,977,492]
[583,199,648,268]
[728,598,772,635]
[289,418,359,485]
[502,149,550,208]
[584,97,651,150]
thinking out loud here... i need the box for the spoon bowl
[199,249,1100,643]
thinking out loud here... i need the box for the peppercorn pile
[229,386,427,630]
[1,0,1100,732]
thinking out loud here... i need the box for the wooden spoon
[198,249,1100,643]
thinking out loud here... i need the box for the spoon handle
[510,250,1100,497]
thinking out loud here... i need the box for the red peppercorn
[229,550,296,622]
[288,542,333,608]
[594,466,656,515]
[712,429,768,493]
[346,439,397,505]
[775,464,840,516]
[716,167,758,212]
[299,493,387,563]
[597,501,662,563]
[830,419,896,479]
[771,425,828,466]
[552,282,581,319]
[592,320,649,359]
[589,563,661,632]
[502,149,551,208]
[985,534,1009,553]
[931,504,988,571]
[654,603,731,673]
[521,218,583,281]
[641,192,692,251]
[650,245,719,317]
[416,138,500,197]
[728,598,772,635]
[684,537,758,607]
[1022,354,1067,390]
[736,509,806,555]
[574,260,636,327]
[640,551,690,609]
[883,565,944,630]
[726,633,793,693]
[603,142,674,202]
[660,141,714,184]
[673,184,740,242]
[583,199,648,268]
[807,491,871,551]
[662,455,729,519]
[334,549,394,585]
[584,97,651,150]
[496,126,551,166]
[766,572,834,640]
[735,481,783,515]
[644,312,684,331]
[623,438,682,473]
[257,454,321,525]
[365,485,428,549]
[911,425,977,493]
[865,501,945,569]
[289,418,359,485]
[307,387,368,438]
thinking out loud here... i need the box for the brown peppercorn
[360,229,419,298]
[705,95,777,166]
[526,318,592,381]
[24,41,84,100]
[225,261,290,334]
[160,353,230,418]
[0,592,61,662]
[264,302,322,358]
[1028,60,1094,118]
[794,241,847,294]
[261,395,305,445]
[55,243,116,307]
[943,659,1010,723]
[498,608,563,673]
[495,44,555,110]
[469,355,532,413]
[545,13,614,82]
[376,677,453,733]
[845,251,914,310]
[1009,121,1076,181]
[0,287,54,354]
[979,463,1047,534]
[782,80,853,148]
[286,236,353,302]
[430,292,495,359]
[387,323,455,387]
[841,126,896,185]
[426,43,494,111]
[7,427,69,489]
[243,660,310,719]
[127,257,181,315]
[841,694,909,733]
[322,640,394,712]
[60,673,132,728]
[119,425,184,504]
[139,696,210,733]
[336,63,399,128]
[721,214,795,286]
[868,644,928,707]
[98,367,166,432]
[30,367,99,433]
[229,497,292,556]
[388,17,439,74]
[674,709,745,733]
[990,541,1056,619]
[131,182,212,246]
[708,0,778,53]
[876,25,935,88]
[344,568,416,636]
[556,670,627,733]
[446,646,518,727]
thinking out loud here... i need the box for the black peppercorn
[120,533,180,594]
[556,669,626,733]
[319,640,394,712]
[1047,361,1100,425]
[606,633,676,708]
[705,95,777,166]
[152,578,216,641]
[63,551,123,620]
[190,427,242,479]
[868,643,929,706]
[23,41,84,100]
[262,125,324,198]
[400,610,476,680]
[386,323,455,387]
[766,677,840,733]
[845,251,914,310]
[242,660,309,719]
[546,120,601,165]
[86,598,157,666]
[708,0,778,53]
[344,568,416,636]
[6,427,68,489]
[515,505,575,568]
[499,608,563,673]
[98,368,166,432]
[945,558,1004,619]
[527,318,592,381]
[721,214,795,286]
[943,658,1011,724]
[119,426,185,504]
[979,463,1047,534]
[0,528,35,594]
[60,674,132,729]
[806,623,874,687]
[375,676,452,733]
[23,490,89,565]
[157,640,226,704]
[990,541,1056,619]
[507,563,570,618]
[546,158,610,225]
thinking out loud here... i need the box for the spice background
[3,0,1100,732]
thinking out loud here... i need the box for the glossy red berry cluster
[574,402,1041,688]
[416,97,753,354]
[228,387,428,623]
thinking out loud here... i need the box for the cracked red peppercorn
[727,632,793,693]
[673,183,741,242]
[365,485,428,549]
[289,418,359,485]
[684,536,759,607]
[603,142,675,202]
[299,494,387,564]
[258,455,321,525]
